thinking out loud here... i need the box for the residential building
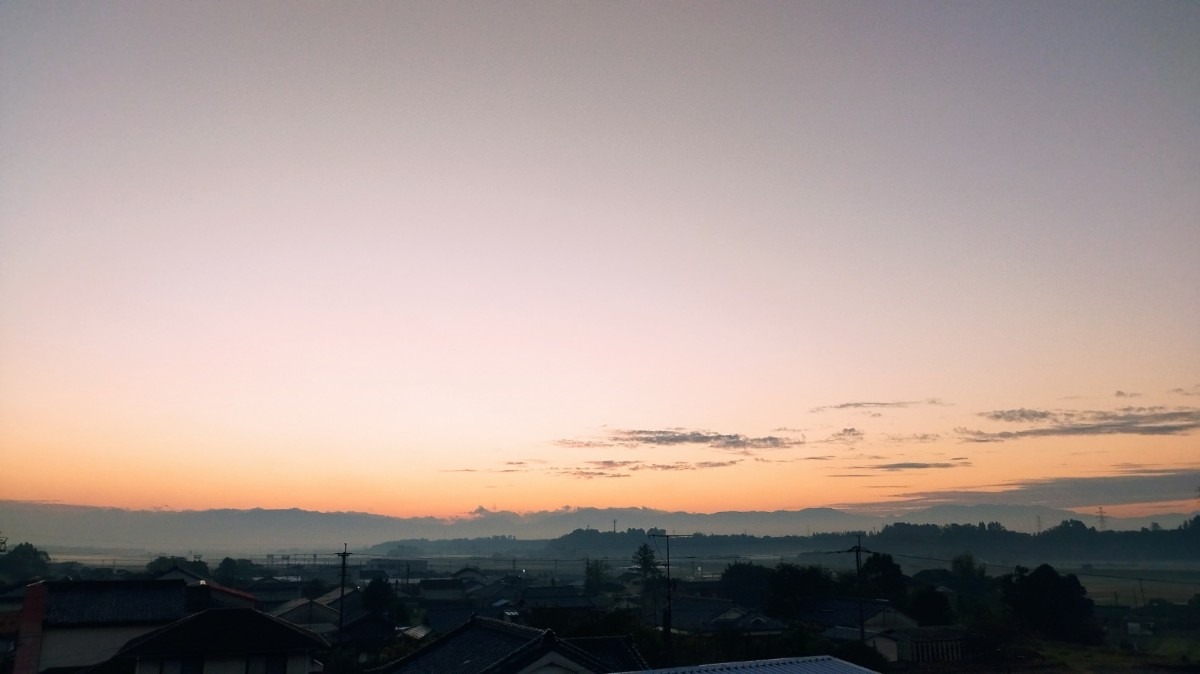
[98,607,327,674]
[368,614,646,674]
[13,580,188,674]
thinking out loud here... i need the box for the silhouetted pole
[651,533,691,665]
[337,544,353,643]
[855,534,865,641]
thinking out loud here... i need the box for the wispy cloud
[884,468,1200,509]
[614,429,804,449]
[854,461,971,472]
[554,439,619,449]
[1114,390,1141,398]
[885,433,940,444]
[981,408,1057,423]
[823,428,864,445]
[810,398,946,413]
[553,458,742,479]
[557,428,806,451]
[959,407,1200,442]
[555,470,631,480]
[1169,385,1200,397]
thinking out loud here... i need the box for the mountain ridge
[1,499,1191,555]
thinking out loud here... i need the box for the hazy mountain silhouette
[1,500,1190,554]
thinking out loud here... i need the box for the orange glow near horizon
[2,2,1199,529]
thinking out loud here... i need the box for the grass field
[1033,636,1200,673]
[1065,565,1200,605]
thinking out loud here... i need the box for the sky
[2,1,1198,522]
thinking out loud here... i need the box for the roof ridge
[468,613,548,638]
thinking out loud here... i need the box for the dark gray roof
[877,626,968,643]
[794,599,891,629]
[614,655,880,673]
[563,635,649,672]
[520,586,596,610]
[369,615,612,674]
[116,607,327,656]
[423,606,478,633]
[668,595,786,634]
[42,580,187,626]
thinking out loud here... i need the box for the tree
[907,585,954,625]
[0,542,51,583]
[1000,564,1101,643]
[214,557,240,584]
[719,562,773,610]
[584,558,612,595]
[362,576,396,614]
[951,552,985,580]
[768,563,832,620]
[632,543,660,579]
[861,553,906,607]
[145,555,209,578]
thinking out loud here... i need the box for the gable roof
[41,580,187,626]
[315,586,362,606]
[369,615,612,674]
[668,596,786,634]
[562,636,648,672]
[615,655,879,673]
[116,607,328,656]
[520,586,596,610]
[794,599,893,629]
[153,565,211,584]
[420,578,466,592]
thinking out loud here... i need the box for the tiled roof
[117,607,328,656]
[563,635,648,672]
[369,615,611,674]
[423,606,478,633]
[520,586,596,610]
[794,599,891,629]
[668,596,786,634]
[614,655,880,673]
[315,586,361,606]
[420,578,465,591]
[877,626,968,643]
[42,580,187,626]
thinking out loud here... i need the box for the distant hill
[0,499,1191,555]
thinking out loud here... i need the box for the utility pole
[837,534,871,641]
[650,533,691,665]
[1097,507,1107,532]
[337,544,353,643]
[854,535,865,641]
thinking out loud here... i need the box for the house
[422,605,482,634]
[665,596,786,636]
[245,577,305,612]
[518,585,600,632]
[870,626,968,665]
[315,586,367,624]
[13,580,188,674]
[97,607,328,674]
[269,597,340,636]
[152,564,257,611]
[794,598,916,633]
[419,578,467,603]
[367,614,646,674]
[612,655,879,673]
[452,567,491,585]
[360,568,390,583]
